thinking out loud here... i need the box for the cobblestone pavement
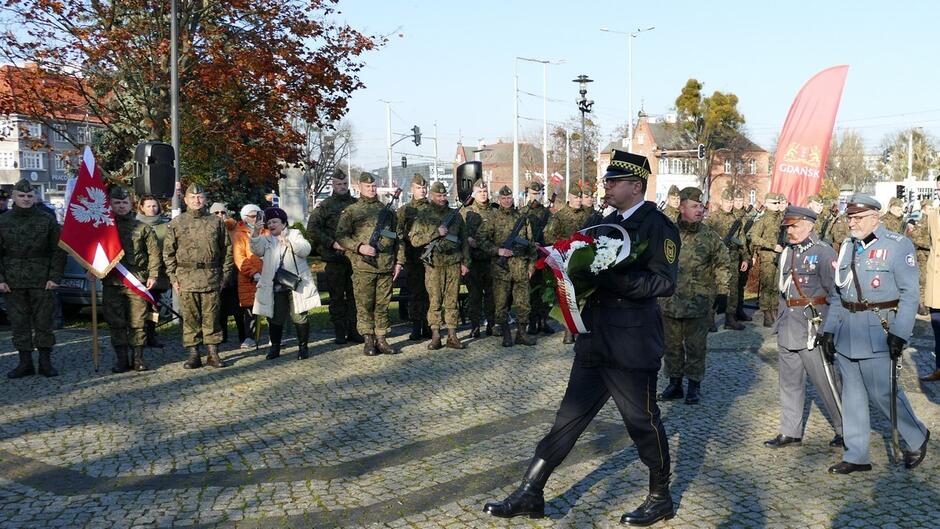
[0,313,938,529]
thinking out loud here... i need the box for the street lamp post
[515,56,563,205]
[601,26,655,147]
[573,75,594,187]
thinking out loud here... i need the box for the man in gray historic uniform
[764,206,843,449]
[819,193,930,474]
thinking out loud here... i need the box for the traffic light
[697,143,705,160]
[401,156,407,168]
[412,125,421,146]
[896,185,905,199]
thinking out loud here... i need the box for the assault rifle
[723,205,753,246]
[496,213,533,271]
[741,204,765,236]
[419,196,476,266]
[362,188,403,268]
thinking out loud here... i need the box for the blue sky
[336,0,940,170]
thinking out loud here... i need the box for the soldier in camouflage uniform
[881,197,905,234]
[335,172,404,356]
[826,199,852,253]
[520,181,553,335]
[545,181,586,344]
[307,170,362,345]
[0,179,66,378]
[731,190,754,322]
[136,195,170,347]
[705,188,747,330]
[659,187,730,404]
[478,186,537,347]
[164,183,234,369]
[396,174,431,340]
[662,185,680,222]
[410,181,470,350]
[101,187,161,373]
[462,179,495,338]
[911,209,931,314]
[749,192,787,327]
[576,185,594,228]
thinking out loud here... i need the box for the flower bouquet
[534,224,647,334]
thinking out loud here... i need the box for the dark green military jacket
[545,204,584,244]
[136,213,170,289]
[705,208,746,261]
[749,210,784,260]
[307,193,356,263]
[409,202,470,266]
[104,213,161,287]
[335,195,402,273]
[461,200,492,263]
[0,205,65,288]
[477,206,535,282]
[163,208,234,292]
[520,201,551,244]
[661,220,730,318]
[881,212,904,234]
[396,197,429,263]
[662,205,680,223]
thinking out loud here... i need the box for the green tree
[875,128,939,181]
[673,79,746,183]
[824,130,873,191]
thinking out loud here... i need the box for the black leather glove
[817,332,836,364]
[887,333,906,361]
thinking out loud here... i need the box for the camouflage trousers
[494,277,530,326]
[406,260,429,324]
[7,288,55,351]
[103,285,148,347]
[758,253,780,311]
[466,260,495,325]
[352,271,392,337]
[663,314,710,382]
[425,262,461,330]
[324,260,357,331]
[723,255,741,315]
[180,290,222,347]
[917,251,928,305]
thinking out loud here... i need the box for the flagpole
[90,278,99,371]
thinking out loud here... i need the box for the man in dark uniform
[461,179,495,338]
[764,206,844,449]
[483,150,680,526]
[396,173,431,340]
[0,179,66,378]
[520,181,553,335]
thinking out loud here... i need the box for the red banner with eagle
[769,65,849,206]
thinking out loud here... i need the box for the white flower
[591,246,617,274]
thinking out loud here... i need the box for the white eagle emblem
[69,187,113,227]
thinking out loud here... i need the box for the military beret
[605,149,652,181]
[472,178,486,189]
[569,182,583,197]
[13,179,33,193]
[888,196,903,208]
[667,185,680,197]
[781,205,817,226]
[185,183,205,195]
[358,172,376,184]
[679,187,703,203]
[109,186,131,200]
[806,194,823,205]
[209,202,227,214]
[429,181,446,194]
[497,185,513,197]
[764,191,781,203]
[527,181,544,192]
[720,188,734,200]
[733,189,744,199]
[263,207,288,225]
[411,173,427,186]
[844,193,881,216]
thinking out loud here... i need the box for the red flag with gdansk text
[769,65,849,207]
[58,147,154,305]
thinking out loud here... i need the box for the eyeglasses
[214,211,226,216]
[846,213,877,224]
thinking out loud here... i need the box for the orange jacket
[231,221,265,307]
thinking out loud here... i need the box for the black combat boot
[132,346,148,372]
[485,321,494,336]
[483,457,552,518]
[736,308,752,322]
[347,327,365,344]
[469,321,481,338]
[619,471,674,526]
[409,320,423,341]
[421,321,432,339]
[501,325,513,347]
[539,317,554,335]
[144,320,163,348]
[266,324,283,360]
[334,322,347,345]
[427,329,443,350]
[376,335,399,355]
[724,312,745,330]
[526,320,539,335]
[658,377,684,401]
[362,334,377,356]
[685,380,701,405]
[445,328,464,349]
[37,348,58,377]
[562,330,575,344]
[296,322,310,359]
[708,310,718,333]
[205,344,225,368]
[7,351,35,379]
[111,346,131,374]
[515,325,536,346]
[183,347,202,369]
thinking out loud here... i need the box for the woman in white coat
[250,207,320,359]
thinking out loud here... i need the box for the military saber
[803,304,843,416]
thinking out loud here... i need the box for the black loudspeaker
[455,161,481,203]
[133,142,175,199]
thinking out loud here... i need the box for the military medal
[871,276,881,289]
